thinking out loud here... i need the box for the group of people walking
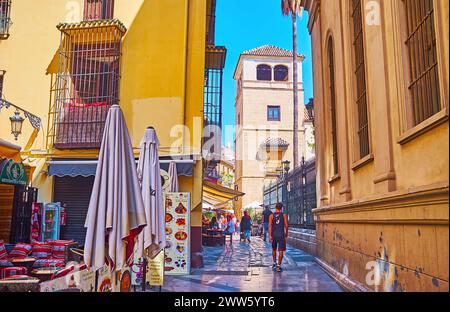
[205,203,289,272]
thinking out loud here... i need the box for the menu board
[164,192,190,275]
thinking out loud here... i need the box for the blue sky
[215,0,313,147]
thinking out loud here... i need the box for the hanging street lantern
[0,98,41,141]
[282,160,291,175]
[9,111,24,140]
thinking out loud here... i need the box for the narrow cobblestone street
[156,237,343,292]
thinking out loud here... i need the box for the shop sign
[148,251,164,286]
[0,159,28,186]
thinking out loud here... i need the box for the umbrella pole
[141,257,147,292]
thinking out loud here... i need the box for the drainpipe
[182,0,190,153]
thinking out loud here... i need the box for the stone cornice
[301,0,320,34]
[313,181,449,224]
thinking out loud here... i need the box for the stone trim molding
[313,181,449,224]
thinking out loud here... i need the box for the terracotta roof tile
[242,45,304,59]
[261,137,290,150]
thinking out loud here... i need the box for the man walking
[261,206,273,242]
[268,203,289,272]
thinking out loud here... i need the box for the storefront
[0,139,35,243]
[46,157,195,247]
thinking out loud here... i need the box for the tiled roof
[242,45,305,59]
[261,137,290,150]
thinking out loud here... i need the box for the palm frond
[281,0,303,16]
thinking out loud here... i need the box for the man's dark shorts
[272,237,286,251]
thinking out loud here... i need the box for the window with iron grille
[0,0,11,39]
[328,37,339,176]
[267,106,281,121]
[257,64,272,81]
[0,70,4,98]
[52,24,123,149]
[404,0,441,126]
[351,0,370,159]
[84,0,114,21]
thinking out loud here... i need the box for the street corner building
[301,0,449,292]
[0,0,226,272]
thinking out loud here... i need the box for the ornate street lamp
[0,99,41,140]
[9,111,24,140]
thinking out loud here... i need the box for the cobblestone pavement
[150,236,343,292]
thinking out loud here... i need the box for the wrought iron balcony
[0,0,11,39]
[48,20,126,149]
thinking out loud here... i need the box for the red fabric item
[0,240,7,260]
[8,243,32,259]
[31,242,52,259]
[47,240,75,260]
[0,267,27,279]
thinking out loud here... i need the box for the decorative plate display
[165,227,172,235]
[175,218,186,227]
[165,257,173,264]
[175,203,187,214]
[176,245,185,254]
[175,259,187,268]
[164,267,175,272]
[165,213,173,223]
[165,241,172,249]
[174,231,188,241]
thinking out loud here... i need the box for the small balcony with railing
[47,0,126,150]
[0,0,12,39]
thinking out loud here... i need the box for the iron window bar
[351,0,370,159]
[0,0,12,39]
[83,0,115,21]
[327,37,339,176]
[404,0,440,126]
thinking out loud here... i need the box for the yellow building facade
[0,0,217,267]
[302,0,449,291]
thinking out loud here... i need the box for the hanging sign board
[0,159,28,186]
[164,192,190,275]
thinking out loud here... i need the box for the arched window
[274,65,289,81]
[327,37,339,175]
[256,64,272,81]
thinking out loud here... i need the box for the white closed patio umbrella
[84,105,147,272]
[136,127,165,259]
[168,161,179,192]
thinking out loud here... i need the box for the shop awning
[202,180,245,207]
[0,139,21,162]
[47,158,195,177]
